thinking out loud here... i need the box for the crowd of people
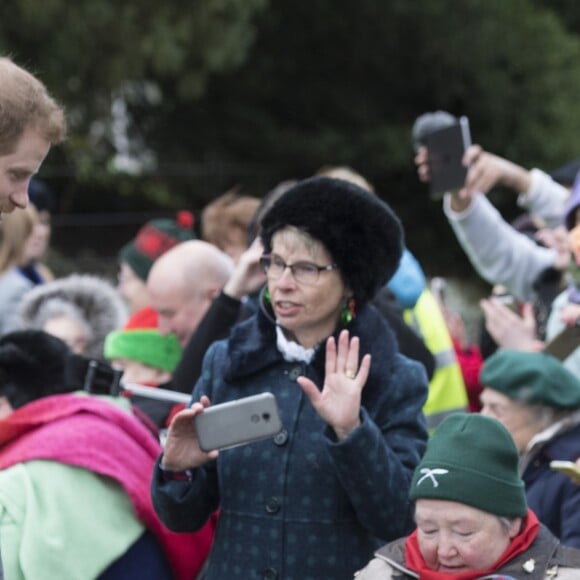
[1,55,580,579]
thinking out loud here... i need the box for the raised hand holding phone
[161,396,219,471]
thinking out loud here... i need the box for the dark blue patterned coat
[152,303,428,580]
[524,421,580,548]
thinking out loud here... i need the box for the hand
[415,145,474,211]
[559,303,580,327]
[161,396,219,471]
[460,145,531,198]
[222,238,267,300]
[414,146,431,183]
[297,329,371,441]
[534,225,571,271]
[480,298,543,352]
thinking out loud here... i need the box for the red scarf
[0,393,214,580]
[404,510,540,580]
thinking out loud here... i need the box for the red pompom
[176,210,194,230]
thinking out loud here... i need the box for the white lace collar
[275,325,316,363]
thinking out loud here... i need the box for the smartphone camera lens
[262,412,271,422]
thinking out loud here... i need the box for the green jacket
[0,460,144,580]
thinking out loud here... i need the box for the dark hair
[28,179,56,213]
[0,330,72,409]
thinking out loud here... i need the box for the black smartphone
[194,392,283,452]
[425,116,471,200]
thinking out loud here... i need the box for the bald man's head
[147,240,234,346]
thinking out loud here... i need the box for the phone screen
[426,116,471,200]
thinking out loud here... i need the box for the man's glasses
[260,254,338,286]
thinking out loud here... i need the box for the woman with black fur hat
[153,176,429,580]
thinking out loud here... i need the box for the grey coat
[355,524,580,579]
[152,303,429,580]
[0,269,33,336]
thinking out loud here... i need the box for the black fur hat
[260,176,403,304]
[0,330,73,410]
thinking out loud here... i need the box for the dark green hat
[481,349,580,409]
[410,413,527,517]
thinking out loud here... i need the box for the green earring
[263,287,272,304]
[341,297,356,325]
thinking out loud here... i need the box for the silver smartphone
[194,392,283,452]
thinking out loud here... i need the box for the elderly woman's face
[268,227,347,348]
[415,499,521,573]
[43,314,88,354]
[480,388,539,453]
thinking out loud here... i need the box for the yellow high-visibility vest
[404,289,468,431]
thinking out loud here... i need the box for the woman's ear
[508,517,523,539]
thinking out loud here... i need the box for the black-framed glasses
[260,254,338,285]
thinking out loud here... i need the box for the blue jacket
[524,422,580,549]
[152,303,428,580]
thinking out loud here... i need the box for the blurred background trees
[2,0,580,277]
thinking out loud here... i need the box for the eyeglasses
[260,254,338,285]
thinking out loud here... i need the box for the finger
[464,161,485,193]
[415,146,428,165]
[297,376,322,407]
[463,144,482,165]
[324,335,338,377]
[345,335,360,379]
[168,406,198,428]
[335,329,350,374]
[418,166,431,183]
[521,302,535,324]
[355,353,371,388]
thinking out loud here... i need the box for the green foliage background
[2,0,580,277]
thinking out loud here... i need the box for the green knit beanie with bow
[410,413,527,517]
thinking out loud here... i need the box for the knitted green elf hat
[104,306,181,373]
[409,413,527,517]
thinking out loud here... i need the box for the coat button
[288,366,302,381]
[273,430,288,446]
[265,497,281,514]
[263,567,278,579]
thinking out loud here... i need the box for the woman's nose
[277,266,296,286]
[437,535,457,560]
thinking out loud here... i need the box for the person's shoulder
[552,543,580,575]
[0,268,32,290]
[534,525,580,570]
[355,538,407,579]
[353,556,397,579]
